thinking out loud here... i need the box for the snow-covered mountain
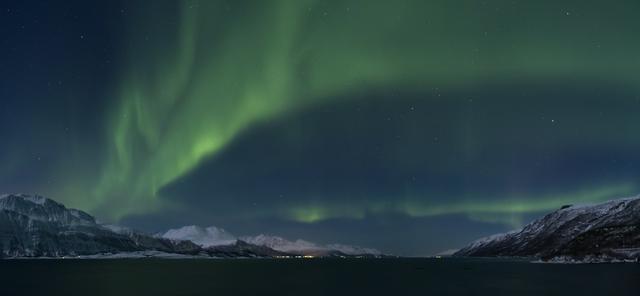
[455,195,640,262]
[161,225,382,256]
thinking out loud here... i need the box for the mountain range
[0,194,382,258]
[158,225,381,257]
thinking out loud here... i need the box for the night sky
[2,0,640,256]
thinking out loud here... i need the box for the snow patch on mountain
[161,225,237,247]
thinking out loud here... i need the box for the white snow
[101,224,136,235]
[161,225,237,247]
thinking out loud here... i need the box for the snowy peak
[161,225,237,247]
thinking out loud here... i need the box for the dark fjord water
[1,258,638,296]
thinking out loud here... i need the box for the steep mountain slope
[455,195,640,261]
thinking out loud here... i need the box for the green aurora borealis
[3,0,640,254]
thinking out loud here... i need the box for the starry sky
[2,0,640,255]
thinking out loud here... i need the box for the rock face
[0,194,207,257]
[455,196,640,261]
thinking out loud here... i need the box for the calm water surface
[1,258,639,295]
